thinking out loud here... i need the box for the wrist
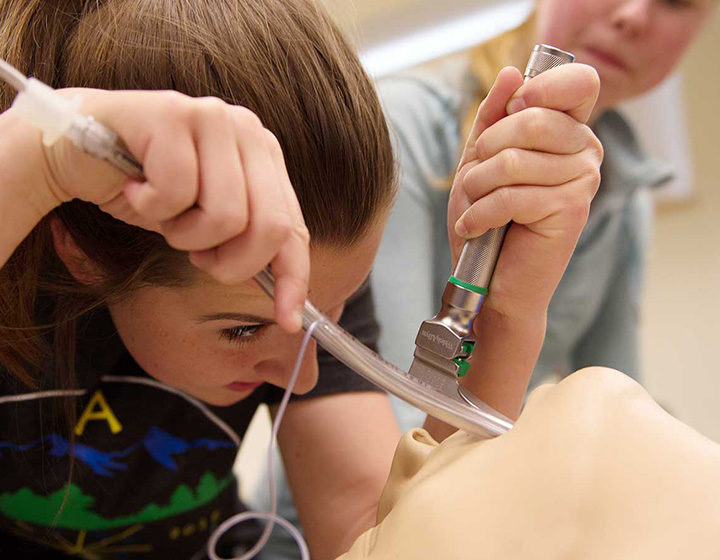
[0,110,63,267]
[461,304,547,419]
[422,308,547,440]
[0,110,64,217]
[472,301,547,344]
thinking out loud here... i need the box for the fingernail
[455,220,469,238]
[507,97,526,114]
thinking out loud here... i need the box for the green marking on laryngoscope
[454,341,475,378]
[453,358,471,378]
[448,276,488,295]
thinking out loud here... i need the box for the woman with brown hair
[0,0,601,558]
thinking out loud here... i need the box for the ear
[50,216,103,285]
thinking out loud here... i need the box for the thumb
[459,66,524,169]
[505,63,600,123]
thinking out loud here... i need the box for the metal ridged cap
[524,44,575,80]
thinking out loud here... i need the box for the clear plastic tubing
[254,270,513,438]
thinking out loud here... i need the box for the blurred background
[238,0,720,495]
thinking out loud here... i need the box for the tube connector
[11,78,82,146]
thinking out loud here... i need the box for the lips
[224,381,263,392]
[583,46,628,72]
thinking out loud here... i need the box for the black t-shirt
[0,281,382,559]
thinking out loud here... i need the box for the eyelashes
[662,0,696,8]
[219,324,266,346]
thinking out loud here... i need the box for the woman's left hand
[448,63,603,322]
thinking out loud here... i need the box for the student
[372,0,715,430]
[0,0,601,558]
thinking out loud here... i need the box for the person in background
[374,0,715,432]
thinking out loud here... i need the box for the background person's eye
[660,0,695,8]
[219,324,265,345]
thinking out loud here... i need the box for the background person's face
[107,221,385,406]
[535,0,713,112]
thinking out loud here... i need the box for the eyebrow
[196,280,361,325]
[196,312,274,324]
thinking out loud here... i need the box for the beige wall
[642,9,720,441]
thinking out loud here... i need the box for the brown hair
[0,0,395,401]
[462,12,536,141]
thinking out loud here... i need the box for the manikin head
[341,368,720,560]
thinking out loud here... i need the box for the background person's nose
[610,0,653,38]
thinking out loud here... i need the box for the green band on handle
[448,276,489,295]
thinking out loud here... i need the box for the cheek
[110,304,254,389]
[119,325,238,387]
[638,21,700,88]
[535,0,598,48]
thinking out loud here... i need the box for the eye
[219,324,265,346]
[660,0,695,8]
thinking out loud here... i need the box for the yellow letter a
[74,390,123,436]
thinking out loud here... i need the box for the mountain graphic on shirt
[0,470,233,530]
[0,426,235,476]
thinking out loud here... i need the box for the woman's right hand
[3,89,310,332]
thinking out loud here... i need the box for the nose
[254,338,319,393]
[610,0,652,39]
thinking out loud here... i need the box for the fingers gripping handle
[451,44,574,292]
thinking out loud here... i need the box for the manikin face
[535,0,713,112]
[340,368,720,560]
[105,222,385,406]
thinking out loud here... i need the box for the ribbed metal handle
[452,44,574,290]
[525,44,575,80]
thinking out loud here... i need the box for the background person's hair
[0,0,396,407]
[423,11,535,192]
[464,12,536,142]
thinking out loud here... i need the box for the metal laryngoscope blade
[406,44,575,437]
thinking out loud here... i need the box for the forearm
[317,483,382,559]
[423,305,546,441]
[0,112,59,267]
[277,393,399,559]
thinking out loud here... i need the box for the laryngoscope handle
[451,45,574,290]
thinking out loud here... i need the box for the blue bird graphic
[0,427,234,476]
